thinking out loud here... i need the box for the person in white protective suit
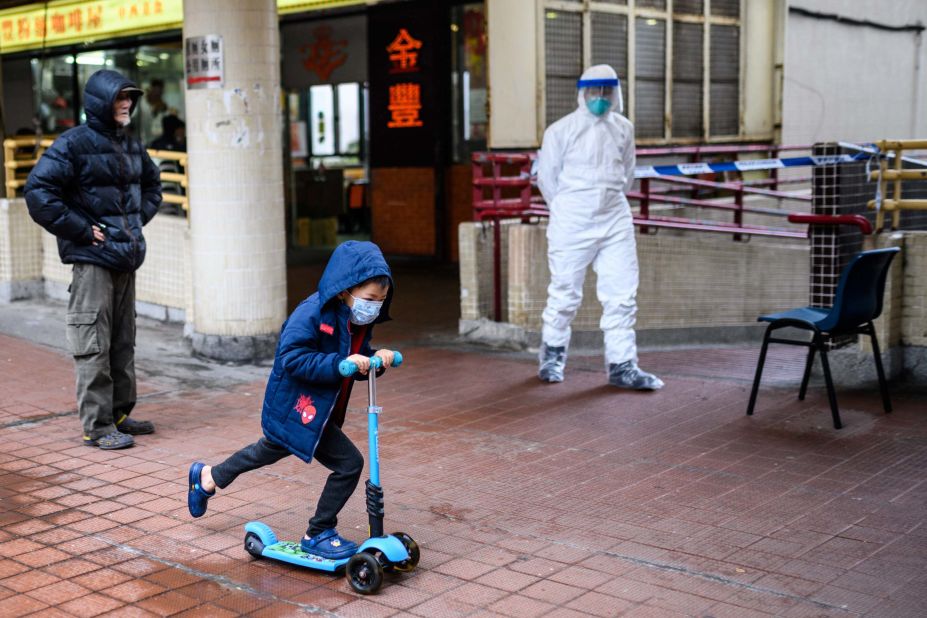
[535,64,663,390]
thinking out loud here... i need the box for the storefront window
[310,84,335,155]
[30,42,184,145]
[337,82,361,155]
[31,55,77,134]
[304,82,364,159]
[288,81,368,252]
[451,3,487,162]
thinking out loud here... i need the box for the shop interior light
[646,18,658,26]
[546,11,557,19]
[74,52,107,65]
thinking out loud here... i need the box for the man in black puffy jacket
[25,69,162,450]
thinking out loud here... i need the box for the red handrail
[635,143,812,156]
[787,213,873,235]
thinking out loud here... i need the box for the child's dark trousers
[211,425,364,536]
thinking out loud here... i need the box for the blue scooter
[242,351,419,594]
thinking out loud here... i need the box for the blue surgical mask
[348,294,383,325]
[586,97,611,116]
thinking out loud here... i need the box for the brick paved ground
[1,288,925,616]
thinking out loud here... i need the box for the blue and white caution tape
[633,151,871,178]
[838,141,927,168]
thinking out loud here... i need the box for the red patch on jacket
[294,394,317,424]
[320,323,334,335]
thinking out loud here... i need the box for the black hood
[84,69,142,133]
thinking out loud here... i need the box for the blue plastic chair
[746,247,900,429]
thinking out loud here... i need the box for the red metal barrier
[472,145,817,321]
[634,143,812,156]
[787,213,873,235]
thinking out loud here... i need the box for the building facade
[4,1,924,263]
[2,1,926,360]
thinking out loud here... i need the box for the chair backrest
[819,247,900,333]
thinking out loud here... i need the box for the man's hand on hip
[91,225,105,246]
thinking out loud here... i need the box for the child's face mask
[348,294,383,325]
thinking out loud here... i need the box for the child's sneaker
[187,462,214,518]
[300,529,357,559]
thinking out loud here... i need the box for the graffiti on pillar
[300,26,348,82]
[185,34,224,90]
[386,28,422,74]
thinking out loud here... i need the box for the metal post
[892,146,903,230]
[493,217,502,321]
[640,177,651,235]
[734,185,744,242]
[691,148,701,200]
[471,155,483,218]
[770,145,779,192]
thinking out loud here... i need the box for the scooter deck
[260,540,350,571]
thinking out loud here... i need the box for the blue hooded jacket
[261,241,394,462]
[24,69,162,273]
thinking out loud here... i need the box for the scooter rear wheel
[244,532,265,559]
[347,552,383,594]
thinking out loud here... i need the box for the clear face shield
[583,86,615,100]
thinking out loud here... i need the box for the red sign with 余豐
[369,4,445,167]
[386,28,422,74]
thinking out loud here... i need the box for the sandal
[83,431,134,450]
[187,462,214,518]
[300,529,357,559]
[116,415,155,435]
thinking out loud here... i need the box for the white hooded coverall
[536,65,639,365]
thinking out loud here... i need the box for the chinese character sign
[185,35,223,90]
[387,83,423,128]
[0,0,179,54]
[368,4,447,167]
[386,28,422,73]
[300,25,348,82]
[384,28,424,130]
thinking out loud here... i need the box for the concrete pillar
[487,0,539,148]
[742,0,778,138]
[183,0,287,362]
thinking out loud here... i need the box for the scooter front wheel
[389,532,420,572]
[347,551,383,594]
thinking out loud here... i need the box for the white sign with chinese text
[185,35,223,90]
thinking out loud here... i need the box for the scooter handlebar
[338,351,403,377]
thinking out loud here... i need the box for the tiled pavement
[1,300,926,616]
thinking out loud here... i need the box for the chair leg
[798,344,816,401]
[747,325,774,416]
[867,322,892,414]
[817,337,842,429]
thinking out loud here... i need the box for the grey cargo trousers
[67,263,137,440]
